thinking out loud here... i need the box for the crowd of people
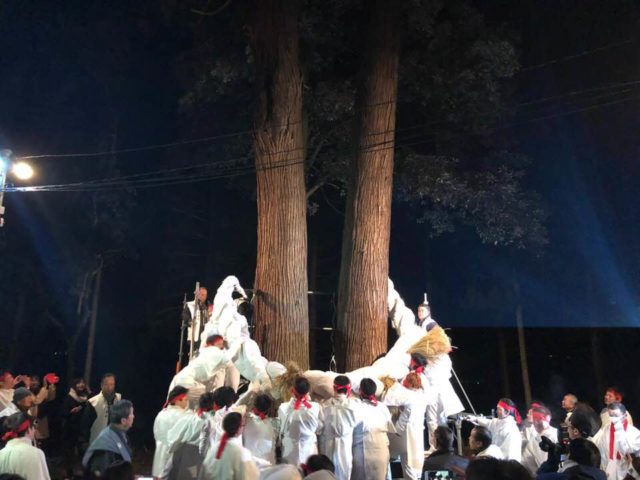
[1,276,639,480]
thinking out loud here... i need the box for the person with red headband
[599,387,633,432]
[383,372,433,480]
[152,386,191,478]
[592,401,640,480]
[243,393,277,468]
[168,333,236,409]
[278,376,323,466]
[521,405,558,474]
[351,378,394,480]
[317,375,359,480]
[161,391,215,480]
[0,412,50,480]
[202,386,239,451]
[201,412,259,480]
[468,398,522,462]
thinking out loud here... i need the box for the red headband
[531,411,550,422]
[252,408,267,420]
[197,406,214,417]
[334,384,351,396]
[292,389,312,410]
[361,393,378,406]
[1,419,31,442]
[409,359,425,375]
[498,401,522,424]
[163,393,188,409]
[215,433,229,459]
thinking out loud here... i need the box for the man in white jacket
[152,386,191,478]
[0,412,51,480]
[521,405,558,474]
[593,402,640,480]
[469,398,522,461]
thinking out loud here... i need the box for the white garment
[351,398,394,480]
[593,419,640,480]
[152,405,191,477]
[475,415,522,462]
[319,394,359,480]
[0,437,51,480]
[424,353,464,448]
[243,412,278,467]
[476,444,504,459]
[0,403,19,418]
[259,464,303,480]
[88,392,122,444]
[599,409,634,431]
[278,397,323,466]
[521,424,558,474]
[384,383,433,480]
[186,300,209,347]
[0,388,13,411]
[387,278,417,337]
[201,436,259,480]
[161,411,206,480]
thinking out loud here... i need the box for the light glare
[11,162,34,180]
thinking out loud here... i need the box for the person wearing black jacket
[423,426,469,473]
[61,378,90,478]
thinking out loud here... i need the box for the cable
[7,90,640,193]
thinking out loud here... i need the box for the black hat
[13,387,34,403]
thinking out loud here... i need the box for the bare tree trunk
[590,329,605,398]
[8,292,26,369]
[84,256,103,383]
[249,0,309,368]
[497,328,511,397]
[516,302,532,406]
[337,0,400,371]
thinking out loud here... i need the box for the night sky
[1,0,639,446]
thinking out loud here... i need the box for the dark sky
[1,0,639,444]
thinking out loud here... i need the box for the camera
[539,435,568,457]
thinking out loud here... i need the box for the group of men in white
[150,275,640,480]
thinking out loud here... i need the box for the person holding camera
[536,438,605,480]
[537,411,595,475]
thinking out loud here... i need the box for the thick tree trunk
[249,0,309,369]
[337,0,400,371]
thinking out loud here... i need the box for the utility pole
[0,149,12,228]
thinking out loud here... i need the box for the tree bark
[249,0,309,369]
[337,0,400,371]
[84,256,103,383]
[497,328,511,398]
[516,302,532,407]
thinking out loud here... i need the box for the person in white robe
[84,373,121,445]
[0,412,51,480]
[592,402,640,480]
[598,387,634,432]
[201,411,260,480]
[469,425,505,459]
[201,386,239,452]
[243,393,278,468]
[169,334,235,408]
[468,398,522,461]
[383,372,435,480]
[521,405,558,474]
[259,464,303,479]
[351,378,394,480]
[161,393,215,480]
[318,376,359,480]
[279,376,323,466]
[152,386,191,478]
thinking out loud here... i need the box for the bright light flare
[11,162,34,180]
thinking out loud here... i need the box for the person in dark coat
[61,377,90,478]
[423,426,469,473]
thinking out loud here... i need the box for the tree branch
[191,0,232,16]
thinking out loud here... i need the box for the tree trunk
[8,292,26,369]
[516,302,532,407]
[249,0,309,369]
[590,329,605,399]
[337,0,400,371]
[497,328,511,398]
[84,257,103,383]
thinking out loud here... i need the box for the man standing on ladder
[182,284,210,361]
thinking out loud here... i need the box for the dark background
[0,0,639,452]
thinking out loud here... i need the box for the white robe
[593,419,640,480]
[521,424,558,474]
[351,398,394,480]
[152,405,191,477]
[319,394,360,480]
[0,437,51,480]
[88,392,122,444]
[384,383,434,480]
[278,397,323,466]
[476,444,504,459]
[475,416,522,462]
[259,464,303,480]
[424,353,464,449]
[0,388,13,411]
[162,411,206,480]
[201,436,260,480]
[243,412,278,467]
